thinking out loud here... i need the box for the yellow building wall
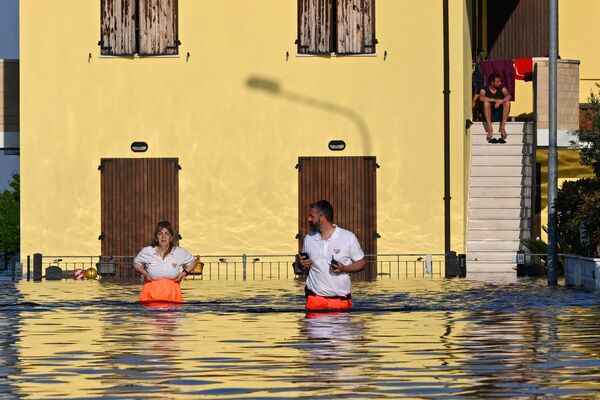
[560,0,600,103]
[20,1,469,258]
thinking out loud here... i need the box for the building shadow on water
[246,76,373,155]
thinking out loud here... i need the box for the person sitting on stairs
[479,72,512,144]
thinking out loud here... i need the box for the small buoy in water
[84,268,98,280]
[73,269,84,280]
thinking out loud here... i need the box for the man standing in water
[299,200,366,310]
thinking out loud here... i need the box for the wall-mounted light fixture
[328,140,346,151]
[130,141,148,152]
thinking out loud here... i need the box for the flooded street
[1,278,600,398]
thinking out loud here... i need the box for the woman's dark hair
[152,220,175,255]
[310,200,334,222]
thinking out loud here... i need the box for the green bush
[522,226,565,275]
[578,190,600,256]
[573,83,600,177]
[556,178,600,257]
[559,86,600,257]
[0,174,20,254]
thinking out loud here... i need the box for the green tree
[573,83,600,177]
[0,174,20,254]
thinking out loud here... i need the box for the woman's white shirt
[134,246,195,280]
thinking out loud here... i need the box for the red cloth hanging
[514,58,533,81]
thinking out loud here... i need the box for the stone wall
[535,58,580,131]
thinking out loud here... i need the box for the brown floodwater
[1,278,600,399]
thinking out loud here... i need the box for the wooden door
[298,156,377,280]
[100,158,179,278]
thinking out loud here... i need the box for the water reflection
[95,305,185,398]
[299,312,374,391]
[3,279,600,398]
[0,283,22,398]
[454,308,600,397]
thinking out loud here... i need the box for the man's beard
[309,220,321,232]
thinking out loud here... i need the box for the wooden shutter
[100,0,136,56]
[139,0,179,55]
[100,158,179,278]
[298,156,378,280]
[337,0,375,54]
[298,0,334,54]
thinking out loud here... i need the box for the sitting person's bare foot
[486,124,494,141]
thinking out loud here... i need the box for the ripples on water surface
[1,278,600,399]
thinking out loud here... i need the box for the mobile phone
[330,255,339,266]
[293,253,309,275]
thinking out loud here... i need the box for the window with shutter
[100,0,179,56]
[337,0,375,54]
[100,0,136,56]
[138,0,179,56]
[298,0,375,55]
[298,0,334,54]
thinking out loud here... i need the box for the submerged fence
[25,253,447,281]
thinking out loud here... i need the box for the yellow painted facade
[20,1,472,258]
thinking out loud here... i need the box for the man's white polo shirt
[303,226,365,297]
[134,246,195,280]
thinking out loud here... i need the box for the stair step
[469,197,531,208]
[466,262,517,274]
[471,176,531,186]
[471,154,533,166]
[471,165,531,177]
[469,219,531,230]
[471,144,532,156]
[470,121,534,135]
[469,208,531,219]
[470,186,532,197]
[467,239,523,251]
[468,229,530,241]
[467,251,520,262]
[471,134,534,146]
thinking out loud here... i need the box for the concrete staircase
[467,121,534,274]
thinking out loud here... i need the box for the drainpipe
[547,0,558,285]
[443,0,451,254]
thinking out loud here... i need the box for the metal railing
[0,253,19,281]
[25,253,446,281]
[523,252,566,273]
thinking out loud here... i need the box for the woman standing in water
[132,221,198,303]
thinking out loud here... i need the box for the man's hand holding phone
[299,252,312,272]
[330,256,345,273]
